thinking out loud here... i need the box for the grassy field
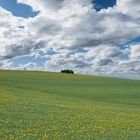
[0,70,140,140]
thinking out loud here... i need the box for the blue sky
[0,0,117,18]
[93,0,116,11]
[0,0,39,18]
[0,0,140,79]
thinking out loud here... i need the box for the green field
[0,70,140,140]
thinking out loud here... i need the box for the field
[0,70,140,140]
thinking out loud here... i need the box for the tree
[61,69,74,74]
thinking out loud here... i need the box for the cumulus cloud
[16,62,40,70]
[0,0,140,79]
[117,0,140,17]
[0,60,13,70]
[130,45,140,60]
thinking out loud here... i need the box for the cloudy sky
[0,0,140,79]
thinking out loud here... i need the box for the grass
[0,70,140,140]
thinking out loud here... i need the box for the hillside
[0,70,140,139]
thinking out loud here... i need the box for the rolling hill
[0,70,140,140]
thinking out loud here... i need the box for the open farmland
[0,70,140,140]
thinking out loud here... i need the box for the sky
[0,0,140,79]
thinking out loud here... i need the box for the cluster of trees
[61,69,74,74]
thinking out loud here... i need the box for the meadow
[0,70,140,140]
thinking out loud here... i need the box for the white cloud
[130,44,140,60]
[0,60,13,70]
[0,0,140,79]
[16,62,40,70]
[117,0,140,17]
